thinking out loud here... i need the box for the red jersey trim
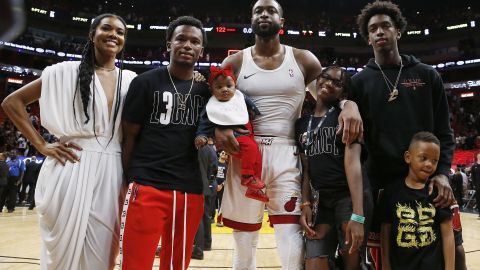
[268,215,300,227]
[222,218,262,231]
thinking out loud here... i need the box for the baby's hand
[193,71,206,83]
[195,136,208,149]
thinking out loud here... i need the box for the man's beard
[252,21,281,38]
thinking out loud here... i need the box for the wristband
[300,201,311,210]
[350,213,365,224]
[339,99,350,110]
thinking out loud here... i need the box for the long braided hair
[73,13,127,145]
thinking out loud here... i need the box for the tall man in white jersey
[216,1,363,269]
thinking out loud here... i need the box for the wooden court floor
[1,207,479,269]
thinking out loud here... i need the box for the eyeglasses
[317,72,344,88]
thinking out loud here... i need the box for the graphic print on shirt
[304,126,339,156]
[217,166,226,179]
[396,201,436,248]
[282,192,299,212]
[401,78,426,90]
[149,91,205,126]
[288,68,294,77]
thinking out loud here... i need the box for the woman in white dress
[2,14,136,270]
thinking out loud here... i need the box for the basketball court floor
[1,208,479,269]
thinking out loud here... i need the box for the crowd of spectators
[2,91,477,157]
[10,27,478,68]
[15,30,86,55]
[0,108,56,156]
[447,89,480,150]
[13,28,229,63]
[12,0,479,68]
[29,0,480,33]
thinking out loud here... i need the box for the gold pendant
[388,88,398,102]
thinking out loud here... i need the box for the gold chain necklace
[95,65,116,72]
[375,59,403,102]
[167,66,194,111]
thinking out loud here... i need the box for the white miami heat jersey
[237,45,305,139]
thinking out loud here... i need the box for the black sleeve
[35,163,42,178]
[349,75,362,105]
[294,118,305,152]
[0,164,7,178]
[378,188,392,223]
[122,76,150,124]
[208,153,219,183]
[196,108,216,137]
[472,165,480,183]
[428,185,452,222]
[436,207,453,223]
[430,70,454,177]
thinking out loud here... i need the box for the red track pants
[120,182,204,270]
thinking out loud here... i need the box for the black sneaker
[191,247,204,260]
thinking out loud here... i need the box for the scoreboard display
[215,26,238,33]
[215,26,284,35]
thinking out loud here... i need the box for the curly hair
[357,1,407,43]
[74,13,126,144]
[166,16,207,45]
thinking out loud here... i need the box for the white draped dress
[36,61,136,270]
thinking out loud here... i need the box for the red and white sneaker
[245,188,269,202]
[241,176,266,189]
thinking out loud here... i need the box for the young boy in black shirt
[297,66,372,270]
[379,132,454,270]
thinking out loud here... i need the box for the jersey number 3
[150,91,172,124]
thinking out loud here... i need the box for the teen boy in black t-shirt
[122,66,209,193]
[119,16,210,270]
[379,132,454,270]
